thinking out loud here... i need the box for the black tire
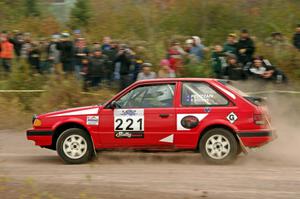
[199,128,238,165]
[56,128,94,164]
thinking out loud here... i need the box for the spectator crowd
[1,24,300,90]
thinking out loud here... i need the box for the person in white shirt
[137,63,157,80]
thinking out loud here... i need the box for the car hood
[38,105,101,118]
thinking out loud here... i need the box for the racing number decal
[114,109,144,138]
[115,118,143,131]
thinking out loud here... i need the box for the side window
[117,84,175,108]
[181,82,228,106]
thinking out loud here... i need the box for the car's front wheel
[56,128,94,164]
[199,128,238,164]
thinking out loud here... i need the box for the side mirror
[110,101,121,109]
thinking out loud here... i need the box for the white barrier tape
[246,90,300,95]
[0,90,46,93]
[0,90,104,96]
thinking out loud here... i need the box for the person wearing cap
[189,36,207,62]
[236,29,255,65]
[48,34,61,72]
[265,32,289,47]
[292,24,300,50]
[56,32,74,73]
[223,33,238,56]
[137,63,157,81]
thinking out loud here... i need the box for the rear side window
[181,82,228,106]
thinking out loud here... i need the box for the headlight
[33,119,42,127]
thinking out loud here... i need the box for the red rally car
[27,78,276,164]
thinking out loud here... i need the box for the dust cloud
[235,81,300,166]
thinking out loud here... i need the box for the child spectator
[158,59,175,78]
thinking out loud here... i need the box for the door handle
[159,114,169,118]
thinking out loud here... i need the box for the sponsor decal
[177,114,208,130]
[159,134,174,143]
[86,116,99,125]
[185,94,214,104]
[114,109,144,138]
[115,131,144,138]
[204,107,211,113]
[180,115,199,129]
[227,112,238,124]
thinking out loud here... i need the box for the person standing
[189,36,207,62]
[0,33,14,73]
[293,24,300,51]
[74,38,89,79]
[236,29,255,65]
[115,45,133,90]
[56,32,74,74]
[88,49,108,88]
[223,33,238,56]
[211,45,227,79]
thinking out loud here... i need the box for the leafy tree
[69,0,91,28]
[24,0,40,17]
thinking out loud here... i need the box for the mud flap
[237,135,249,154]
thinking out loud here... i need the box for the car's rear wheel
[56,128,93,164]
[199,128,238,164]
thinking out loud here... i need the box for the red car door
[174,81,236,149]
[97,83,177,149]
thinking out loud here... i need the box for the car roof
[135,78,218,84]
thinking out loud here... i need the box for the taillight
[253,114,265,125]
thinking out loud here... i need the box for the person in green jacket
[211,45,227,78]
[223,33,238,56]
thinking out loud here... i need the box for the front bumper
[26,129,53,146]
[237,130,277,148]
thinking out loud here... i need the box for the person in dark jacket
[102,41,118,83]
[9,32,23,60]
[114,44,133,90]
[88,49,108,88]
[56,32,74,73]
[248,56,287,83]
[226,54,245,80]
[236,29,255,65]
[292,24,300,50]
[28,42,41,73]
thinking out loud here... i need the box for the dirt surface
[0,93,300,199]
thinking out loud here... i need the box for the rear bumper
[26,129,53,146]
[237,130,277,148]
